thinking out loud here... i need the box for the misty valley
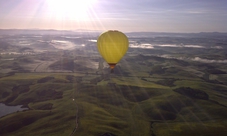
[0,29,227,136]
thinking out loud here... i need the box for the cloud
[88,39,97,42]
[158,55,227,64]
[184,45,204,48]
[130,43,206,48]
[211,46,223,49]
[50,40,82,49]
[192,57,227,63]
[129,43,154,49]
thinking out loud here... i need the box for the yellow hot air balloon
[97,30,129,71]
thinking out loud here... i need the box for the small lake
[0,103,28,118]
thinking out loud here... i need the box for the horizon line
[0,28,227,34]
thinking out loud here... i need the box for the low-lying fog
[1,35,226,64]
[50,40,83,50]
[129,42,223,49]
[158,55,227,63]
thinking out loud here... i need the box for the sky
[0,0,227,32]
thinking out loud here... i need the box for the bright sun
[46,0,96,20]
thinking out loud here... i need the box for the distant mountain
[0,29,226,38]
[0,29,101,36]
[125,31,227,38]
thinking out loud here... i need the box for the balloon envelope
[97,30,129,69]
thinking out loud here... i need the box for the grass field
[0,70,227,136]
[1,52,227,136]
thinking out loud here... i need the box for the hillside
[0,31,227,136]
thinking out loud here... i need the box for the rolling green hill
[1,33,227,136]
[0,68,227,136]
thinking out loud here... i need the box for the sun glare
[46,0,96,20]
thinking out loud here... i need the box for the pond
[0,103,28,118]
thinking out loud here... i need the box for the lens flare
[46,0,96,20]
